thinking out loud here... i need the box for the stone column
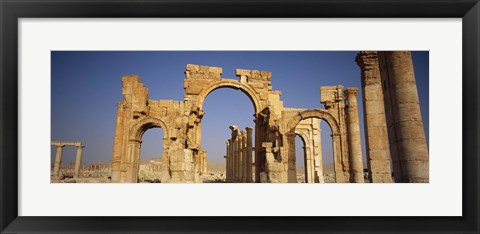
[315,128,325,183]
[304,145,312,183]
[238,131,245,183]
[235,136,239,182]
[74,145,84,179]
[378,51,429,183]
[287,134,297,183]
[235,131,243,182]
[355,51,393,183]
[344,88,364,183]
[125,140,141,183]
[254,118,262,183]
[230,138,234,181]
[226,140,230,182]
[230,139,234,182]
[332,134,345,182]
[53,145,64,179]
[241,129,248,182]
[202,152,207,174]
[231,140,234,182]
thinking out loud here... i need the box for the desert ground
[52,157,370,183]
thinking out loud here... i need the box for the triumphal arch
[111,64,362,183]
[111,51,429,183]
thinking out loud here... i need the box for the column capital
[355,51,379,68]
[229,125,240,138]
[344,88,359,98]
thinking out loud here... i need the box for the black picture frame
[1,0,479,233]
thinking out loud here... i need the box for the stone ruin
[109,51,429,183]
[51,141,114,183]
[51,141,84,181]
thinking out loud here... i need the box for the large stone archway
[111,65,364,183]
[196,80,263,114]
[111,65,284,183]
[182,65,284,183]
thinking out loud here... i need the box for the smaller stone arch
[129,117,170,141]
[294,118,325,183]
[125,117,170,183]
[286,109,344,183]
[196,80,263,114]
[295,130,308,146]
[287,109,340,135]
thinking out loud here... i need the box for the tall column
[254,118,262,183]
[226,140,231,182]
[229,126,237,182]
[315,128,325,183]
[233,136,240,182]
[344,88,364,183]
[237,132,243,182]
[231,140,234,181]
[241,130,248,182]
[240,130,247,183]
[236,134,241,182]
[230,139,234,182]
[378,51,429,183]
[202,152,207,174]
[74,145,84,179]
[53,145,64,179]
[230,139,234,181]
[331,134,341,182]
[355,51,393,183]
[304,145,312,183]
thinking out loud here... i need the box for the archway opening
[295,134,307,183]
[201,87,256,183]
[292,116,336,183]
[138,127,164,183]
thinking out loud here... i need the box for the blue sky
[51,51,429,168]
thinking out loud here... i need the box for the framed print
[1,0,479,233]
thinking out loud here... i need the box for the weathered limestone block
[122,75,149,117]
[186,64,222,79]
[320,85,344,108]
[261,142,286,183]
